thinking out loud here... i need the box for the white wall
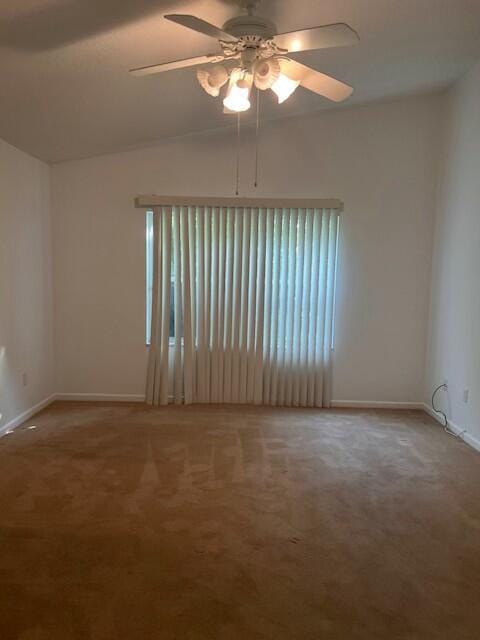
[0,139,54,428]
[51,93,441,403]
[425,62,480,439]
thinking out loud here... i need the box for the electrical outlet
[463,389,469,404]
[22,372,27,387]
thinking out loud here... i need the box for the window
[145,211,175,344]
[146,207,339,349]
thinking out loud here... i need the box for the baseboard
[0,393,57,437]
[331,400,423,410]
[55,393,146,403]
[4,395,478,454]
[422,403,480,453]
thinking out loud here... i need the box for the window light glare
[271,74,300,104]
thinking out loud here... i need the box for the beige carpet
[0,402,478,639]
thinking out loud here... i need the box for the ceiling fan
[130,0,359,113]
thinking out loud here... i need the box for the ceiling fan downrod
[239,0,261,16]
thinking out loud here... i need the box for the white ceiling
[1,0,479,163]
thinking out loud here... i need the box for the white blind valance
[135,195,343,212]
[144,202,340,408]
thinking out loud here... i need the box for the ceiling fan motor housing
[222,15,277,39]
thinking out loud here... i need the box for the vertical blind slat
[231,208,243,402]
[268,208,282,405]
[210,207,219,402]
[313,211,330,407]
[216,207,227,402]
[292,208,305,406]
[262,208,274,404]
[276,208,290,406]
[181,206,194,404]
[284,208,298,406]
[238,209,251,403]
[246,209,259,404]
[253,208,266,405]
[307,211,321,406]
[173,207,182,404]
[321,211,338,408]
[299,209,313,407]
[204,207,212,401]
[223,207,234,402]
[196,207,206,401]
[159,207,172,405]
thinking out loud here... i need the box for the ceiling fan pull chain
[254,88,260,188]
[235,112,241,196]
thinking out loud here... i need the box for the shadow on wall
[0,0,177,51]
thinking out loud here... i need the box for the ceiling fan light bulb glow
[223,70,252,112]
[223,85,251,112]
[271,73,300,103]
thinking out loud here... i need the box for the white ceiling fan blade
[281,59,353,102]
[130,54,224,77]
[165,14,238,42]
[275,23,359,54]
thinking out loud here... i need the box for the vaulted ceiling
[1,0,479,163]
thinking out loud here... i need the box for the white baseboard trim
[0,393,57,437]
[4,395,478,454]
[331,400,423,410]
[55,393,146,403]
[422,403,480,453]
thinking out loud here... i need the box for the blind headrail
[135,195,343,211]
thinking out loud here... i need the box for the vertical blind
[146,205,340,408]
